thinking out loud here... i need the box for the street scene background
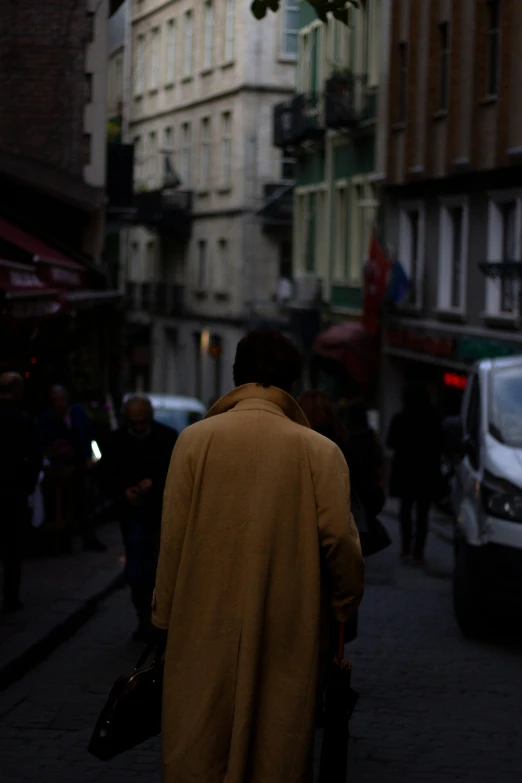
[2,0,522,781]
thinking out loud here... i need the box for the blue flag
[387,261,411,305]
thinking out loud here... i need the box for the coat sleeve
[313,442,365,623]
[152,431,193,630]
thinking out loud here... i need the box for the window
[398,42,408,122]
[200,118,211,190]
[163,126,175,182]
[224,0,235,62]
[399,205,424,306]
[220,112,232,188]
[181,122,191,184]
[486,196,521,316]
[215,239,228,291]
[147,131,157,187]
[349,181,378,286]
[330,17,351,70]
[183,10,193,79]
[164,126,173,151]
[133,136,142,183]
[282,0,299,58]
[150,28,160,90]
[367,0,380,87]
[197,240,208,290]
[500,201,517,313]
[305,192,317,272]
[281,156,295,180]
[465,375,481,470]
[203,1,214,70]
[487,0,501,96]
[437,201,468,312]
[334,185,348,281]
[299,25,322,93]
[439,22,450,110]
[166,20,176,84]
[135,34,145,95]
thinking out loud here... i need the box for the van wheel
[453,540,484,638]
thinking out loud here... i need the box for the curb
[0,569,123,693]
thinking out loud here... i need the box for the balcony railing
[273,93,325,149]
[259,182,294,228]
[125,282,185,316]
[134,188,193,238]
[324,73,373,130]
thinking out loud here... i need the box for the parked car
[448,356,522,636]
[122,394,206,433]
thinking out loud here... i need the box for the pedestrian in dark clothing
[298,391,386,550]
[39,386,106,553]
[387,384,443,564]
[97,395,177,640]
[298,390,385,654]
[0,372,42,613]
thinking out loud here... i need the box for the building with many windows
[380,0,522,434]
[272,0,391,395]
[122,0,298,402]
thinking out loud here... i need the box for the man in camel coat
[152,331,364,783]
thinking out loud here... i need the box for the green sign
[457,336,520,362]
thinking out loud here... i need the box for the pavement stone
[0,521,124,690]
[0,508,521,782]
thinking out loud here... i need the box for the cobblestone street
[1,515,522,782]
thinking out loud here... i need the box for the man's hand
[138,478,153,493]
[124,486,141,505]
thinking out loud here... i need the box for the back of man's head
[0,372,24,401]
[233,331,302,394]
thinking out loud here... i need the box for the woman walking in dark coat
[387,384,443,564]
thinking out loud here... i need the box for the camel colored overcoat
[152,384,364,783]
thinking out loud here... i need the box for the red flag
[362,235,391,336]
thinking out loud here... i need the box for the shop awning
[0,217,82,269]
[0,259,61,318]
[313,322,379,388]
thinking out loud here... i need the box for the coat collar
[205,384,310,428]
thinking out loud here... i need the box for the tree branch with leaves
[251,0,359,26]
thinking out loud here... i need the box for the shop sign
[457,336,520,363]
[386,327,456,358]
[49,267,83,288]
[9,270,43,288]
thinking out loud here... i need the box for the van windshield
[489,366,522,448]
[153,408,203,433]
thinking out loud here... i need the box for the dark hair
[233,330,302,393]
[298,390,349,451]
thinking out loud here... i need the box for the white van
[122,394,206,433]
[451,356,522,636]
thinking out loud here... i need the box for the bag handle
[134,633,167,671]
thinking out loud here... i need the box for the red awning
[313,322,378,388]
[0,217,82,269]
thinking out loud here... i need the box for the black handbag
[88,640,165,761]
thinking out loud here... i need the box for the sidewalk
[0,521,124,691]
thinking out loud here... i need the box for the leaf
[250,0,267,19]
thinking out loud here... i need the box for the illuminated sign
[444,372,467,390]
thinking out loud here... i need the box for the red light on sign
[444,372,467,390]
[24,372,30,379]
[31,357,37,365]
